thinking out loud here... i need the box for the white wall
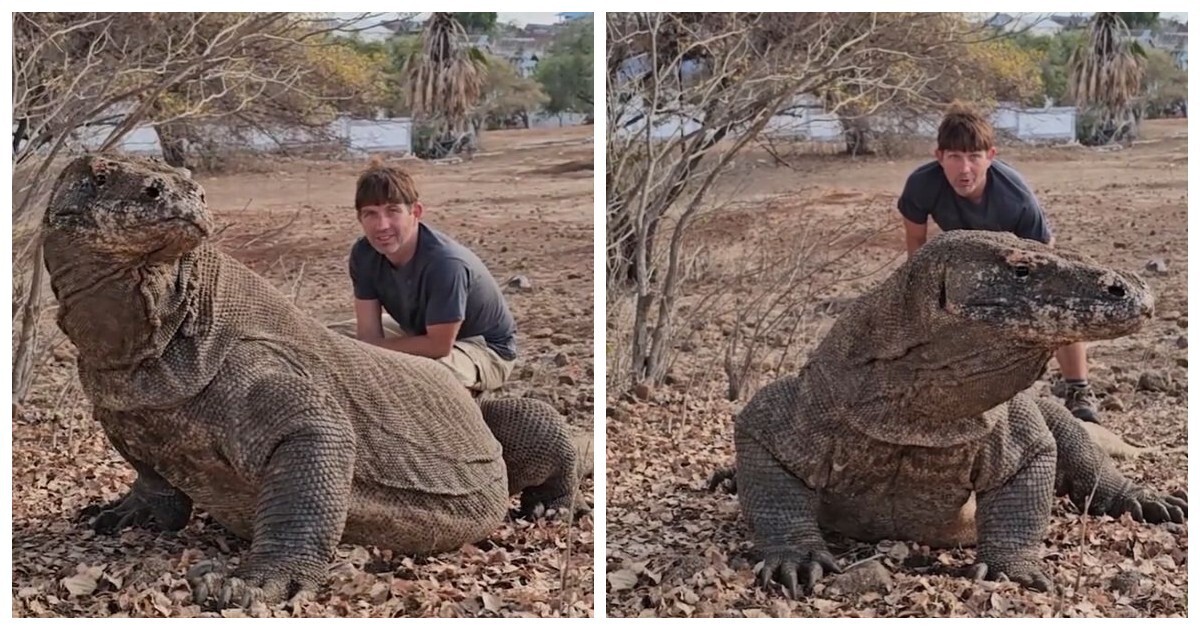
[71,117,416,156]
[636,94,1080,144]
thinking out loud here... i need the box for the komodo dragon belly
[812,439,980,548]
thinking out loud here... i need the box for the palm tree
[1068,12,1146,145]
[403,12,487,156]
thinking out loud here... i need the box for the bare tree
[10,12,378,403]
[606,12,982,391]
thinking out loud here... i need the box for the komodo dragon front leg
[189,373,356,609]
[969,436,1057,591]
[83,410,193,533]
[1036,398,1187,523]
[735,425,840,598]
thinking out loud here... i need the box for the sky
[333,12,579,27]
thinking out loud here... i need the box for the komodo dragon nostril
[1107,283,1126,298]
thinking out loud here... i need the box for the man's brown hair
[355,156,419,212]
[937,101,995,153]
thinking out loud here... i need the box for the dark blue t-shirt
[349,223,517,360]
[898,159,1053,244]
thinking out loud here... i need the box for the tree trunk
[839,114,875,156]
[12,241,46,405]
[154,122,189,168]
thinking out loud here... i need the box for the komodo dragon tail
[478,397,592,519]
[1080,421,1154,459]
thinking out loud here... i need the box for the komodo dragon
[710,230,1186,597]
[41,154,590,609]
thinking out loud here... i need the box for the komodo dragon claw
[707,467,737,494]
[966,560,1055,593]
[1108,488,1188,524]
[757,547,841,598]
[188,559,317,610]
[79,487,191,534]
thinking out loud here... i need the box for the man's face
[358,202,422,256]
[936,147,996,199]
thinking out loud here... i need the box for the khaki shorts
[328,315,515,393]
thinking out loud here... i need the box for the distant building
[1131,28,1189,70]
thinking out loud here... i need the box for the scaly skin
[717,231,1186,597]
[42,154,588,609]
[480,397,593,519]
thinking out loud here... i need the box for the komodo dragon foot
[707,466,737,494]
[757,545,842,599]
[79,477,193,534]
[965,558,1054,592]
[187,559,319,610]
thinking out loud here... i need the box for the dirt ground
[605,119,1188,618]
[11,125,596,618]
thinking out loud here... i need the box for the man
[896,101,1099,423]
[334,159,517,395]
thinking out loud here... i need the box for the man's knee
[439,337,513,393]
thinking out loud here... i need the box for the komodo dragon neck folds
[41,154,590,609]
[718,230,1186,597]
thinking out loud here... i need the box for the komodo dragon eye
[1013,265,1031,279]
[145,183,162,200]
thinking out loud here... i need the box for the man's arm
[354,298,385,340]
[359,259,470,360]
[369,321,462,359]
[902,217,928,259]
[897,172,931,259]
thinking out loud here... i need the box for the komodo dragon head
[814,230,1154,444]
[914,230,1153,345]
[42,154,212,263]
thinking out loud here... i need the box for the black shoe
[1062,384,1100,423]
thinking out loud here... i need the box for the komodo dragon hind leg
[479,397,587,521]
[1037,398,1187,523]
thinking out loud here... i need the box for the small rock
[1175,336,1187,349]
[1113,242,1127,249]
[664,555,709,584]
[505,274,533,291]
[1145,258,1169,274]
[1137,371,1171,392]
[1176,358,1188,369]
[607,405,629,422]
[884,542,910,564]
[827,561,892,595]
[553,352,570,367]
[1100,396,1126,412]
[663,372,680,386]
[531,327,555,338]
[1178,316,1187,329]
[1159,311,1182,321]
[558,374,576,386]
[1109,570,1143,597]
[550,333,572,346]
[633,383,653,400]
